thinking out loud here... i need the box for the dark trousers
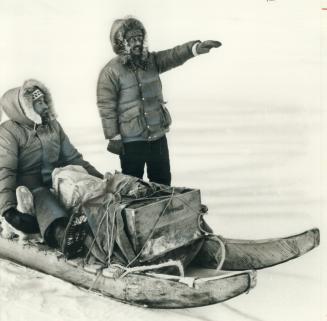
[119,135,171,186]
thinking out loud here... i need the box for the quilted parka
[97,17,199,142]
[0,79,102,215]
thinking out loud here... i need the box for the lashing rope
[84,198,118,265]
[160,191,226,271]
[124,187,176,269]
[110,260,185,279]
[197,213,226,271]
[87,188,181,287]
[85,183,225,278]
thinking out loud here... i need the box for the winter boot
[60,211,89,259]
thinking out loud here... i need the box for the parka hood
[0,79,56,126]
[110,16,149,67]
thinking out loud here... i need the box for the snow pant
[119,135,171,186]
[32,187,69,246]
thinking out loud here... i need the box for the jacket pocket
[119,106,145,138]
[160,102,172,128]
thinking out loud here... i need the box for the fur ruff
[110,16,149,70]
[18,79,57,125]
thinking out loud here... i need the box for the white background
[0,0,326,320]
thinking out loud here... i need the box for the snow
[0,104,323,320]
[0,0,326,320]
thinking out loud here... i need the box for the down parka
[97,17,199,142]
[0,79,102,216]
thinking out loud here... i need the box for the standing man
[97,16,221,185]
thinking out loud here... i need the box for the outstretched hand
[196,40,222,55]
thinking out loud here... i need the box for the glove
[3,208,39,234]
[196,40,222,55]
[107,139,123,155]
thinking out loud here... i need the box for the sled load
[0,166,320,308]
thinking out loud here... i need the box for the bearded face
[127,34,144,56]
[111,19,149,69]
[125,29,144,57]
[32,90,50,125]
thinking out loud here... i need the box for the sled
[0,172,319,308]
[0,227,319,308]
[0,235,256,308]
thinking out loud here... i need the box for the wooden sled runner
[0,235,256,308]
[0,227,319,308]
[197,228,320,270]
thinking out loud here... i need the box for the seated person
[0,79,103,258]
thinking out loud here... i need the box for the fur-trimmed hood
[0,79,57,126]
[110,16,149,68]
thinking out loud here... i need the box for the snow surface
[0,104,323,321]
[0,0,326,320]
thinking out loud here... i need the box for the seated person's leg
[32,187,69,245]
[33,187,87,258]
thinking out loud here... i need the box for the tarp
[52,165,203,267]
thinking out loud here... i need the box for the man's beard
[131,45,143,56]
[120,40,149,70]
[130,46,148,69]
[41,112,50,125]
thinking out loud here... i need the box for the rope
[121,193,173,205]
[88,270,102,292]
[162,192,226,271]
[173,193,200,216]
[106,203,111,265]
[110,260,184,279]
[84,183,215,277]
[87,186,184,278]
[113,177,133,197]
[213,235,226,271]
[83,198,117,264]
[197,213,226,271]
[106,204,116,266]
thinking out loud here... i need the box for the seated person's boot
[52,213,89,259]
